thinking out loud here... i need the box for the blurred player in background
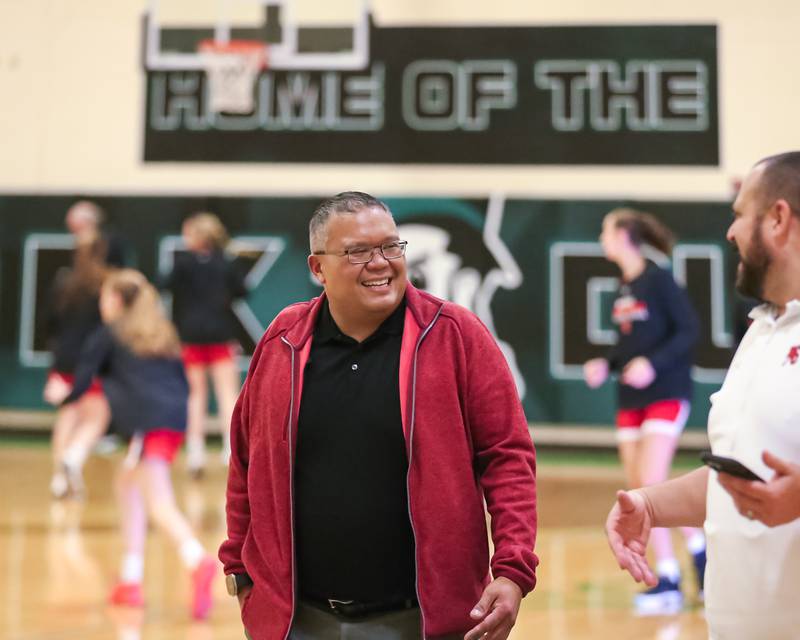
[43,232,112,498]
[584,209,705,613]
[45,200,131,497]
[65,200,128,267]
[49,269,217,620]
[162,213,247,477]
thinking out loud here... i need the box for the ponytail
[608,208,675,256]
[105,269,182,359]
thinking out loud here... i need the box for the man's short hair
[309,191,390,252]
[755,151,800,216]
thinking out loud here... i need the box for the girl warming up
[162,212,247,476]
[584,209,706,614]
[43,232,111,498]
[52,269,217,620]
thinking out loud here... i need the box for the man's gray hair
[309,191,391,252]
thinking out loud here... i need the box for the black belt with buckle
[306,595,418,618]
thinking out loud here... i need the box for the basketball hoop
[199,40,268,114]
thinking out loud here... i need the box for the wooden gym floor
[0,441,709,639]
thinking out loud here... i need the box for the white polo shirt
[705,300,800,639]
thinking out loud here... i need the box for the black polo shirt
[294,299,417,604]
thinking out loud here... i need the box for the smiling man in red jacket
[220,192,538,640]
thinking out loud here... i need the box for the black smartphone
[700,451,765,482]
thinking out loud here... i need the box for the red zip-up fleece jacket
[219,284,538,640]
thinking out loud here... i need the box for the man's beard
[735,225,770,300]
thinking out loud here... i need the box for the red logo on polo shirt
[785,345,800,366]
[612,296,650,335]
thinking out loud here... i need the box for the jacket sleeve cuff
[218,540,246,576]
[492,565,537,596]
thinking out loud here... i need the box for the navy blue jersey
[64,326,188,436]
[607,261,699,409]
[46,287,102,374]
[162,251,247,344]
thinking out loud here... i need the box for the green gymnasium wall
[0,195,740,428]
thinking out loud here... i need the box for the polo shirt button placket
[351,364,358,371]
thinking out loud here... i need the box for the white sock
[186,440,206,469]
[179,538,206,570]
[62,444,89,470]
[686,532,706,554]
[656,558,681,582]
[50,472,68,497]
[120,552,144,583]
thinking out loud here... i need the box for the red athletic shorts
[615,399,690,441]
[141,430,185,463]
[182,343,237,367]
[49,370,103,396]
[124,430,184,467]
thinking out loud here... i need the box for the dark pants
[286,599,464,640]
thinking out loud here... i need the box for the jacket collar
[283,294,326,349]
[282,283,444,349]
[404,283,445,329]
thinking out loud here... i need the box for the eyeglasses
[314,240,408,264]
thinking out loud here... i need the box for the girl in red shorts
[162,213,247,476]
[584,209,706,614]
[52,269,217,620]
[43,232,111,498]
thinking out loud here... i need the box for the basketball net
[199,40,268,114]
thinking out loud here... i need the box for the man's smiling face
[309,207,408,324]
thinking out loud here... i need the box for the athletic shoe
[186,448,206,480]
[188,465,205,480]
[108,581,145,607]
[191,555,217,620]
[692,549,707,601]
[93,434,122,456]
[634,577,683,615]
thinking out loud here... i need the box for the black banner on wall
[142,13,719,165]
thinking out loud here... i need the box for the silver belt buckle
[327,598,354,611]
